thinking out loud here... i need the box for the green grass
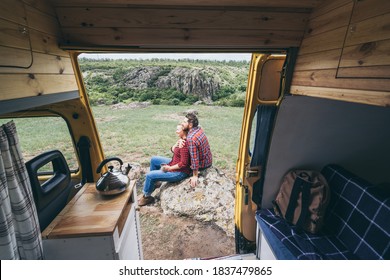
[0,117,79,170]
[1,105,244,179]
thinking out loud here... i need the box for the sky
[79,53,252,61]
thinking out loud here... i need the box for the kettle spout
[123,163,132,175]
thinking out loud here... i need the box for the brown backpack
[273,170,330,234]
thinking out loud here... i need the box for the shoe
[154,181,162,189]
[138,195,155,206]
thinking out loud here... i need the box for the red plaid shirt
[186,127,212,171]
[168,143,191,175]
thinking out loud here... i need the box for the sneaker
[154,181,162,189]
[138,195,155,206]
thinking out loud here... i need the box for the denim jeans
[143,156,189,196]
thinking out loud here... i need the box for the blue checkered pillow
[322,165,390,260]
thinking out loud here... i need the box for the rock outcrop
[154,67,220,103]
[153,167,236,238]
[122,66,221,102]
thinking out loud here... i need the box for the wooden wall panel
[290,85,390,107]
[339,39,390,68]
[309,0,350,19]
[0,0,27,25]
[291,0,390,106]
[0,19,31,50]
[0,74,78,100]
[294,49,341,71]
[298,27,346,55]
[0,46,33,68]
[338,7,390,78]
[305,1,352,36]
[0,51,74,74]
[23,0,56,16]
[351,0,390,23]
[25,4,61,36]
[292,69,390,91]
[29,29,69,57]
[0,0,78,103]
[345,13,390,46]
[337,65,390,78]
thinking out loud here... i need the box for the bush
[185,95,199,104]
[152,99,161,105]
[228,98,245,107]
[139,91,156,101]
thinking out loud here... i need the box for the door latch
[239,178,249,206]
[245,169,259,178]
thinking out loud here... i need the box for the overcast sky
[79,53,252,61]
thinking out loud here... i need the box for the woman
[138,124,191,206]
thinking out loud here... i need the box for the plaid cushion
[257,209,356,259]
[257,164,390,260]
[322,164,390,260]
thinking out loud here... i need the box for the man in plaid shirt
[181,112,212,188]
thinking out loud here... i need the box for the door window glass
[0,117,78,172]
[248,110,257,156]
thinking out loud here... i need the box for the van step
[187,253,257,260]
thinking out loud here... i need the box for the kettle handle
[96,157,123,174]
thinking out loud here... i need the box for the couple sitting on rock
[138,112,212,207]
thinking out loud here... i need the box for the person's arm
[163,164,179,171]
[164,145,189,172]
[190,169,199,188]
[187,138,200,187]
[188,138,200,171]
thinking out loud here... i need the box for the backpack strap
[285,176,305,222]
[297,181,311,227]
[285,174,312,225]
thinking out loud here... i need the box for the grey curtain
[0,121,43,259]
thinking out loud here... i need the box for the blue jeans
[143,156,189,196]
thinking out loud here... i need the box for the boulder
[153,167,235,238]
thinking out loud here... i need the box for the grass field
[1,104,244,179]
[93,104,244,178]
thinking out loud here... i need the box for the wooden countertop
[42,180,135,239]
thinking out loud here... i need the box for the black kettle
[96,157,131,195]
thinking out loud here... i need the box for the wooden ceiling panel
[50,0,325,50]
[62,27,303,48]
[52,0,323,9]
[56,8,308,30]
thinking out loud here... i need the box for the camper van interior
[0,0,389,260]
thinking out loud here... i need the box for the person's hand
[190,176,198,188]
[161,164,169,172]
[174,139,181,147]
[178,139,186,148]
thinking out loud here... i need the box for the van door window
[248,110,257,157]
[0,117,78,172]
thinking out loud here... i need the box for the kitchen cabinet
[41,181,143,260]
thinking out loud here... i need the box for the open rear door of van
[235,53,286,253]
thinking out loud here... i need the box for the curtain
[0,121,43,260]
[250,105,277,207]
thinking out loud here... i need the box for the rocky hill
[79,59,249,106]
[121,66,220,102]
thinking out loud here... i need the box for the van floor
[139,205,235,260]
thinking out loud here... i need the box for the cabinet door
[116,205,143,260]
